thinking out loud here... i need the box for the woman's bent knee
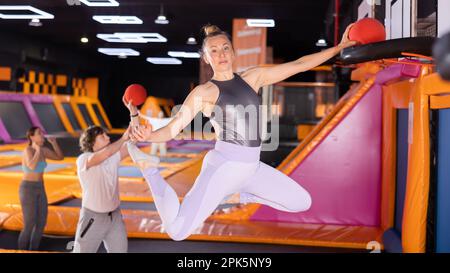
[290,189,312,212]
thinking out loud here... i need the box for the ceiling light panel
[97,33,167,43]
[0,5,54,19]
[146,57,182,65]
[98,48,140,56]
[246,19,275,27]
[93,15,142,24]
[168,51,200,58]
[79,0,119,7]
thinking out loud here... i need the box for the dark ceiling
[0,0,333,65]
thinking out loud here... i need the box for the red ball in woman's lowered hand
[124,84,147,106]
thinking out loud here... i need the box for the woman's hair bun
[203,24,222,36]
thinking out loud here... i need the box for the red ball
[124,84,147,106]
[349,18,386,45]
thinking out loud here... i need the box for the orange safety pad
[0,67,11,81]
[0,157,22,167]
[380,87,396,232]
[140,96,160,117]
[0,210,12,227]
[0,174,76,206]
[422,73,450,95]
[85,78,99,99]
[0,180,26,206]
[2,205,383,249]
[402,67,433,253]
[140,96,175,117]
[56,75,67,87]
[3,206,80,236]
[296,124,315,141]
[124,211,384,249]
[430,95,450,109]
[381,79,415,230]
[351,63,382,82]
[0,249,54,253]
[1,165,83,203]
[0,143,27,152]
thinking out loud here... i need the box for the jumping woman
[125,24,356,241]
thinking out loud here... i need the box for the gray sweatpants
[18,180,48,250]
[72,207,128,253]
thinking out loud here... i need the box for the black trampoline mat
[54,198,237,212]
[42,134,123,158]
[92,104,108,129]
[62,103,81,131]
[0,230,366,253]
[32,103,66,134]
[0,101,33,139]
[44,136,82,157]
[77,104,94,126]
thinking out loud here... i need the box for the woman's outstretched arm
[132,85,209,143]
[243,23,356,89]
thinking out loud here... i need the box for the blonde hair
[203,24,222,36]
[201,24,232,54]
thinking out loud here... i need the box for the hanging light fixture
[154,4,169,24]
[316,38,328,47]
[29,18,42,27]
[186,35,197,45]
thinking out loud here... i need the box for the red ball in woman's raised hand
[349,18,386,45]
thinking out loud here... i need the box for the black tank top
[210,73,262,147]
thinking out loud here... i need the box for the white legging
[141,140,312,241]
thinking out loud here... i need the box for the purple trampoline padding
[0,118,11,142]
[250,64,406,226]
[250,84,382,226]
[374,64,403,84]
[0,93,46,142]
[29,94,53,103]
[178,142,216,150]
